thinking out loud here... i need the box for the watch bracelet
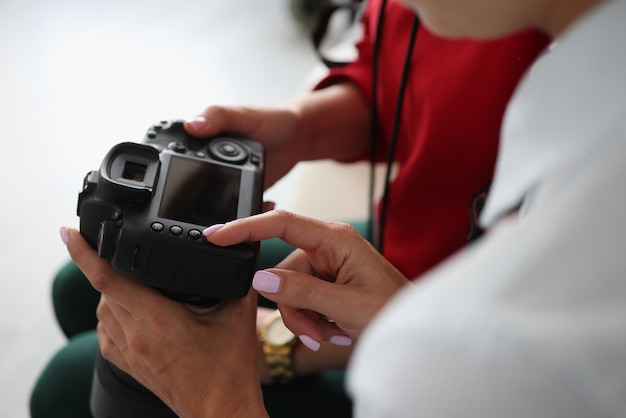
[264,346,295,384]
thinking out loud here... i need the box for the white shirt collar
[481,0,626,226]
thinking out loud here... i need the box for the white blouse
[348,1,626,417]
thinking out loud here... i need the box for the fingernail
[186,116,208,133]
[60,227,70,246]
[252,271,281,294]
[202,224,224,237]
[329,335,353,347]
[299,335,321,352]
[262,201,276,212]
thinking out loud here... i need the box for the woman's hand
[61,227,268,418]
[204,210,411,348]
[184,83,371,188]
[184,104,301,188]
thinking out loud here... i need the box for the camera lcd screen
[158,156,241,226]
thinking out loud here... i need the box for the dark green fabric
[30,331,99,418]
[31,329,351,418]
[31,220,369,417]
[263,371,352,417]
[53,261,100,338]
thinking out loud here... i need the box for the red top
[317,0,550,280]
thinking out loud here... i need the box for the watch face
[266,317,296,345]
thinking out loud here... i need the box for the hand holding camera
[77,120,265,305]
[76,120,265,417]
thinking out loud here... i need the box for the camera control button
[209,139,248,164]
[195,151,207,158]
[167,141,187,154]
[250,154,261,165]
[219,143,238,156]
[151,222,165,232]
[170,225,183,236]
[188,229,202,240]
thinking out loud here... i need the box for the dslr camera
[77,119,264,305]
[78,120,265,418]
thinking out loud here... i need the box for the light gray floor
[0,1,320,416]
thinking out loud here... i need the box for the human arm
[61,227,268,418]
[184,82,371,188]
[205,210,412,345]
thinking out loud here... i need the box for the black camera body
[77,120,265,304]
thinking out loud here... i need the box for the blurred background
[0,0,372,416]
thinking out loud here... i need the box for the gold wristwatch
[260,310,298,384]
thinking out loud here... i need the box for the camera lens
[209,139,248,164]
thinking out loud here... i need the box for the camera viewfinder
[122,161,147,182]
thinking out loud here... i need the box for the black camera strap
[370,4,420,253]
[311,0,420,252]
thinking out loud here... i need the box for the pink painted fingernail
[329,335,353,347]
[60,227,70,246]
[252,271,281,294]
[263,201,276,212]
[299,335,321,352]
[202,224,224,237]
[186,116,208,133]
